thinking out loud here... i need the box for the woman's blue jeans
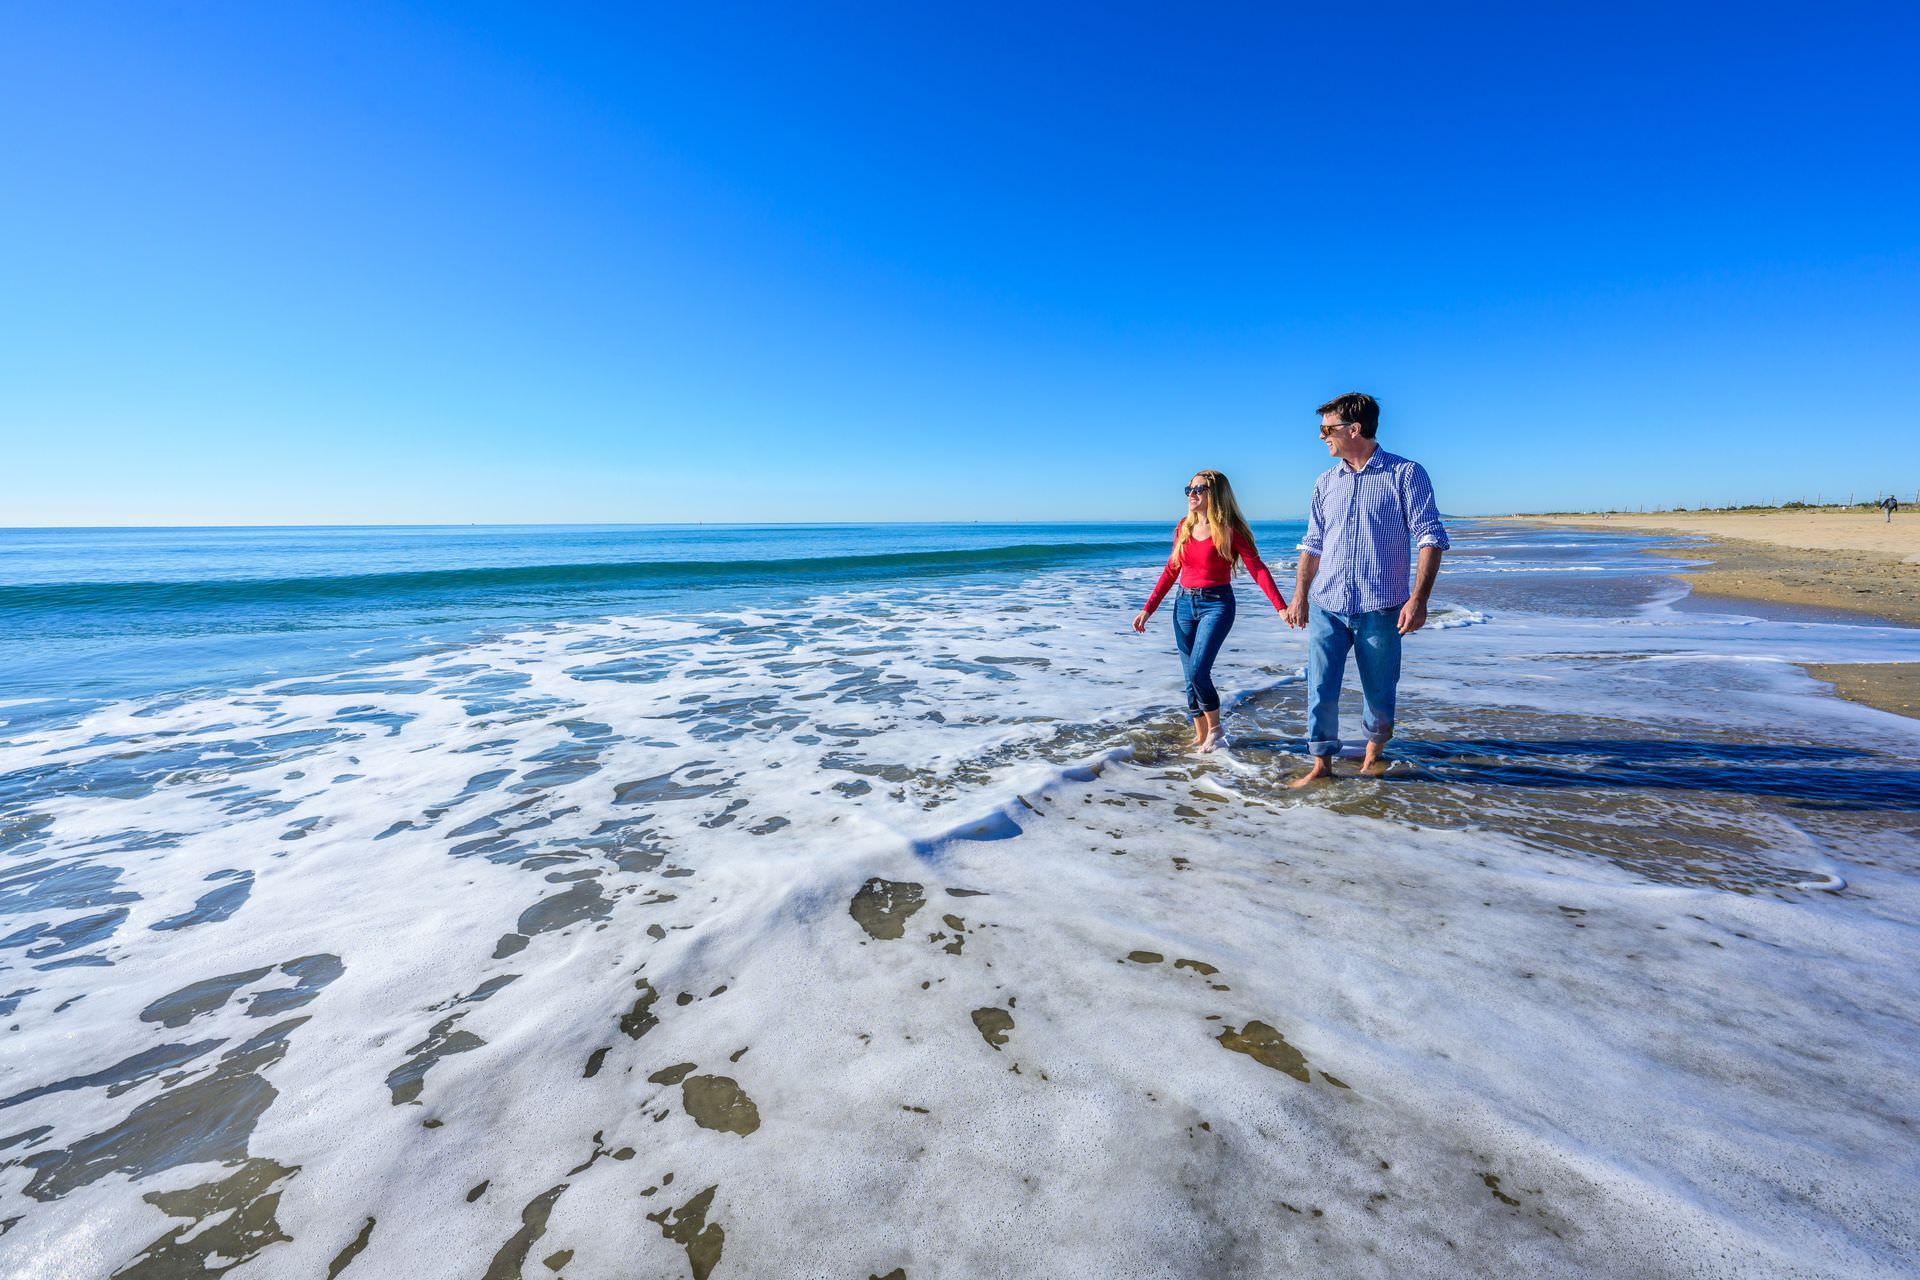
[1172,586,1236,715]
[1306,605,1402,757]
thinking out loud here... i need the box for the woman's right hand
[1131,610,1149,633]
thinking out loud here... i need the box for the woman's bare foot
[1361,742,1388,775]
[1198,733,1219,754]
[1289,757,1336,788]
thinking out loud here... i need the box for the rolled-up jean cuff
[1308,739,1341,757]
[1368,722,1394,744]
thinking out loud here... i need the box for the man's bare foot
[1361,742,1388,776]
[1289,757,1336,788]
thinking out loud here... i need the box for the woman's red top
[1142,523,1287,617]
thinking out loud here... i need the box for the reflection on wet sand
[681,1076,760,1135]
[21,1017,307,1201]
[116,1156,299,1278]
[850,878,925,941]
[646,1184,726,1280]
[1241,712,1901,892]
[970,1007,1014,1050]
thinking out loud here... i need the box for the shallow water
[2,521,1918,1278]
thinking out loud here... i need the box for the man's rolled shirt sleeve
[1402,463,1450,551]
[1299,483,1327,557]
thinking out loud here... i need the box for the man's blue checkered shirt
[1298,447,1449,614]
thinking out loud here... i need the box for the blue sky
[3,2,1916,524]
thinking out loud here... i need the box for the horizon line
[0,513,1524,533]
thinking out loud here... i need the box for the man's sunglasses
[1318,420,1356,439]
[1184,484,1211,497]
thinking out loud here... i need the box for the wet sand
[1801,663,1920,721]
[1519,511,1920,717]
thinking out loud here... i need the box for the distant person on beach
[1285,393,1449,786]
[1883,495,1899,522]
[1133,470,1290,753]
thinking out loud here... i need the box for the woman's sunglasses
[1184,484,1211,496]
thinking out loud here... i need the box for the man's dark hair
[1317,392,1379,439]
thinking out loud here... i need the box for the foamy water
[3,523,1918,1278]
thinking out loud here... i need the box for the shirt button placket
[1348,470,1360,612]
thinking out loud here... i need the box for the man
[1883,495,1899,523]
[1283,393,1449,786]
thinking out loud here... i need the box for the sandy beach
[1521,511,1920,717]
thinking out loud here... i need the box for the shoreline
[1511,512,1920,718]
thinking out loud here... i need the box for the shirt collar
[1345,444,1387,473]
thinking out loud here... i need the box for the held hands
[1131,610,1149,633]
[1283,597,1309,630]
[1397,598,1428,636]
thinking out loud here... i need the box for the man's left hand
[1396,599,1428,635]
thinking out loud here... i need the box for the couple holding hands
[1130,393,1451,787]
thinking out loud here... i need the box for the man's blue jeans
[1172,586,1235,714]
[1306,605,1401,757]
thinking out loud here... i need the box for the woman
[1131,470,1287,752]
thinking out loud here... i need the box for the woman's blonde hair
[1171,469,1256,573]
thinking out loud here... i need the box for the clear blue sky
[4,2,1916,524]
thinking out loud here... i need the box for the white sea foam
[2,536,1918,1278]
[1426,607,1490,630]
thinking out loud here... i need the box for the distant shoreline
[1510,510,1920,719]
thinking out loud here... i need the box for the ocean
[2,521,1917,1278]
